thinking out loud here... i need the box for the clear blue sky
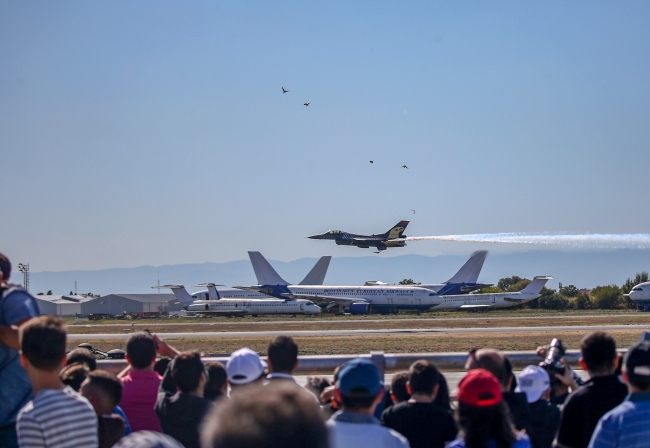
[2,1,649,272]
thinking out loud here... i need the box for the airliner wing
[281,293,367,306]
[204,310,247,315]
[459,304,493,309]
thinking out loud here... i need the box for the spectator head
[66,348,97,371]
[335,359,384,413]
[580,332,618,374]
[114,431,183,448]
[456,369,516,448]
[306,377,331,403]
[201,382,328,448]
[126,331,157,370]
[20,316,67,373]
[0,252,11,282]
[80,370,123,415]
[389,371,411,404]
[516,365,551,403]
[467,349,509,390]
[267,336,298,374]
[60,363,89,391]
[172,351,207,394]
[623,341,650,392]
[204,362,228,401]
[155,358,171,377]
[407,360,440,398]
[226,348,266,387]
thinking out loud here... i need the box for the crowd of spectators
[3,251,650,448]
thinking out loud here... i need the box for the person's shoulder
[445,439,466,448]
[62,387,96,413]
[17,400,36,420]
[381,425,410,447]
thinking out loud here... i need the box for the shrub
[591,285,622,309]
[574,293,593,310]
[559,285,580,297]
[538,292,570,310]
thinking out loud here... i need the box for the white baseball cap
[516,365,550,403]
[226,348,267,385]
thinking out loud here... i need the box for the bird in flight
[402,165,408,169]
[369,160,374,164]
[304,103,310,106]
[412,210,415,214]
[282,87,289,94]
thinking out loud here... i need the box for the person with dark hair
[81,370,126,448]
[516,366,560,448]
[382,360,457,448]
[204,362,228,401]
[267,335,299,382]
[155,351,214,448]
[467,349,532,433]
[67,347,98,371]
[432,372,452,411]
[0,252,40,448]
[16,316,98,448]
[447,368,530,448]
[226,348,267,390]
[60,362,90,391]
[201,382,327,448]
[327,359,409,448]
[554,332,628,448]
[388,372,411,405]
[120,332,178,433]
[154,358,171,377]
[588,340,650,448]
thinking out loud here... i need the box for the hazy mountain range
[22,250,650,296]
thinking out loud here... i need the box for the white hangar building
[34,293,181,316]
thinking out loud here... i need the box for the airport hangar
[34,293,183,316]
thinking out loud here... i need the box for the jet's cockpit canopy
[327,230,343,234]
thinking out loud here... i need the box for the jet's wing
[233,286,275,295]
[459,304,493,309]
[281,293,367,306]
[352,237,382,242]
[200,310,247,314]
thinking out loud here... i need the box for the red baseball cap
[458,369,502,407]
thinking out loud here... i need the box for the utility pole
[74,281,77,295]
[17,263,29,291]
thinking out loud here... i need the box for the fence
[97,349,585,376]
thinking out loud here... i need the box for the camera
[539,338,566,381]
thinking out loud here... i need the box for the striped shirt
[17,386,98,448]
[588,392,650,448]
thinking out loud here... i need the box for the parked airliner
[625,282,650,311]
[235,251,551,313]
[365,250,492,295]
[157,284,321,316]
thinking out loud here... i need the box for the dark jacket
[503,391,532,432]
[527,399,561,448]
[98,414,125,448]
[155,366,215,448]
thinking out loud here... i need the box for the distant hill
[27,250,650,296]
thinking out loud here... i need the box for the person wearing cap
[517,366,560,448]
[554,332,627,448]
[588,341,650,448]
[226,348,267,390]
[0,253,40,448]
[447,368,530,448]
[381,360,457,448]
[326,358,409,448]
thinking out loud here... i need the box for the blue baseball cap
[337,358,382,397]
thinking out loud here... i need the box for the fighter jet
[307,221,409,252]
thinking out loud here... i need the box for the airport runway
[68,323,650,340]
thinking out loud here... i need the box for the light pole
[17,263,29,291]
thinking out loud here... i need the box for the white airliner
[235,251,552,313]
[188,256,331,301]
[625,282,650,311]
[157,284,322,316]
[364,250,492,295]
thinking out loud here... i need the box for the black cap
[625,341,650,382]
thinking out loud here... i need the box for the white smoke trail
[401,233,650,249]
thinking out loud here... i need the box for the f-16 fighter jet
[308,221,409,252]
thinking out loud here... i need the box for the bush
[559,285,580,297]
[498,276,525,291]
[591,285,622,309]
[477,286,502,294]
[506,279,531,292]
[538,292,570,310]
[574,293,593,310]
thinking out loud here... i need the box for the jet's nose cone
[307,234,321,239]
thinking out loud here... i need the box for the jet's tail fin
[299,256,331,285]
[521,276,553,295]
[248,251,289,285]
[385,221,409,240]
[446,251,488,284]
[194,283,224,300]
[153,285,194,304]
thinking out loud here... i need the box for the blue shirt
[0,286,40,425]
[114,406,132,435]
[588,392,650,448]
